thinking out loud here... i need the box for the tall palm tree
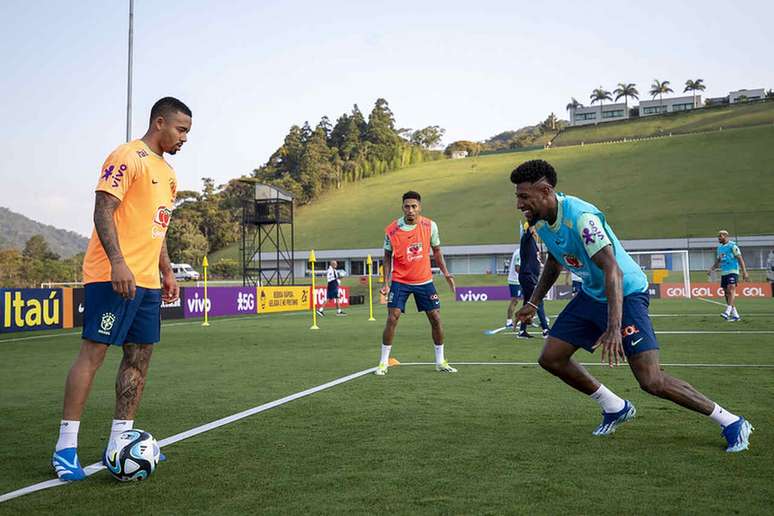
[566,97,583,112]
[613,83,639,115]
[649,79,673,112]
[590,87,613,119]
[684,79,706,108]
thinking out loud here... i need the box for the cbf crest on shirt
[534,193,648,302]
[82,140,178,289]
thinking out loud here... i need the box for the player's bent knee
[638,375,666,397]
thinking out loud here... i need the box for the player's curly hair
[510,160,557,187]
[402,191,421,202]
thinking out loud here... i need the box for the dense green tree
[23,235,59,261]
[166,217,208,265]
[410,126,446,149]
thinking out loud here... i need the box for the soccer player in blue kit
[512,159,753,452]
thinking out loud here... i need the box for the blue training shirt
[716,241,741,275]
[534,193,648,302]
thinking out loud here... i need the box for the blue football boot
[722,417,753,452]
[592,400,636,436]
[52,447,86,481]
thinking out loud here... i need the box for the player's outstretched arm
[94,191,136,300]
[515,254,561,324]
[590,246,625,367]
[432,245,455,293]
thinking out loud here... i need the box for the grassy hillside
[211,124,774,260]
[553,100,774,147]
[0,207,88,257]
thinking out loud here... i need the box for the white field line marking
[399,361,774,368]
[0,366,376,504]
[697,297,728,307]
[0,311,314,344]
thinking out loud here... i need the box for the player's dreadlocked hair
[402,191,421,202]
[149,97,192,122]
[510,159,557,187]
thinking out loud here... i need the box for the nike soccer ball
[104,429,160,481]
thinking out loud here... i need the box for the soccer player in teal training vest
[708,230,749,321]
[511,159,753,452]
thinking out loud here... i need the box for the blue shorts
[549,290,658,357]
[82,282,161,346]
[327,282,339,300]
[388,281,440,312]
[508,283,521,298]
[721,274,738,289]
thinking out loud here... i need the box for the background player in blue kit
[512,159,753,452]
[318,260,346,316]
[708,230,749,321]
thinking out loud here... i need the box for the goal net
[628,250,691,299]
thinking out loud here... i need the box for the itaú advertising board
[661,282,772,299]
[0,288,64,333]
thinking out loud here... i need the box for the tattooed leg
[114,343,154,420]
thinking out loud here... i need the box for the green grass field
[553,100,774,147]
[2,290,773,514]
[212,123,774,263]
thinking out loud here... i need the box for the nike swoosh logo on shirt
[152,179,159,184]
[631,337,644,346]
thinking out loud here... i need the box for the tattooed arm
[94,191,136,299]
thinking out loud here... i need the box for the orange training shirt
[384,216,438,284]
[82,140,177,289]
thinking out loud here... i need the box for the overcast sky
[1,0,772,236]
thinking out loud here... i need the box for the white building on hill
[569,103,628,126]
[639,95,699,117]
[729,88,765,103]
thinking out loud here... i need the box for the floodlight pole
[125,0,134,142]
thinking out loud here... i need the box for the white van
[171,263,200,281]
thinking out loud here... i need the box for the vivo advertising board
[183,287,257,318]
[455,286,513,302]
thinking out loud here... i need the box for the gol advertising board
[183,287,259,318]
[1,288,64,333]
[257,286,311,313]
[661,282,771,299]
[313,286,351,309]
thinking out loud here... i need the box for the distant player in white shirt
[505,248,521,329]
[318,260,346,316]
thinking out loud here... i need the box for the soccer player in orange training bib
[375,191,457,375]
[51,98,192,481]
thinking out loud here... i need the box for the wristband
[527,301,540,310]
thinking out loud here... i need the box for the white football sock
[589,385,626,413]
[56,420,80,451]
[506,318,513,327]
[434,344,445,365]
[380,344,391,365]
[109,419,134,444]
[724,305,732,314]
[731,306,739,317]
[709,403,739,428]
